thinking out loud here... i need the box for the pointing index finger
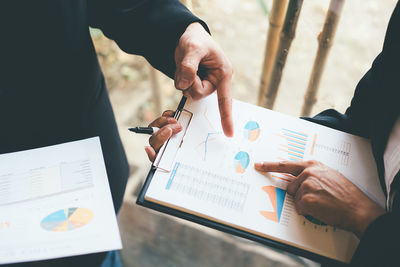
[254,161,308,176]
[217,77,234,137]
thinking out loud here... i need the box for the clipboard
[153,96,193,172]
[136,96,345,266]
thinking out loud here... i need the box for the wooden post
[149,67,162,116]
[261,0,304,109]
[301,0,345,116]
[257,0,289,106]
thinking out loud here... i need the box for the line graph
[199,132,222,161]
[196,107,223,161]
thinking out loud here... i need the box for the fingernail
[178,78,190,89]
[254,163,262,168]
[178,80,189,89]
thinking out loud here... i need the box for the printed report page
[0,137,122,264]
[146,94,385,263]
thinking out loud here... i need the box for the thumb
[175,50,202,90]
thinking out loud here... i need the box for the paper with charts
[0,137,121,264]
[145,94,385,263]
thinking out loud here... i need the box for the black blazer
[0,0,205,266]
[307,2,400,266]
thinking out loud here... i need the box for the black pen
[174,96,187,119]
[128,96,186,135]
[128,127,159,135]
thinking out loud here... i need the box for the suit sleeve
[87,0,209,78]
[350,211,400,266]
[309,3,400,266]
[303,52,384,139]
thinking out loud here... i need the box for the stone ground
[91,0,397,266]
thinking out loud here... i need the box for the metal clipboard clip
[153,97,193,172]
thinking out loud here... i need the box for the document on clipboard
[137,93,385,264]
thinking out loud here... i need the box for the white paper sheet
[146,94,385,263]
[0,137,122,264]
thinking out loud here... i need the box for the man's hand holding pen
[142,110,183,162]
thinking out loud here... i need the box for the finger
[149,116,177,128]
[185,76,215,100]
[184,76,203,100]
[294,194,310,216]
[168,121,183,135]
[254,161,307,176]
[287,169,314,196]
[291,179,318,216]
[149,126,173,152]
[153,121,183,135]
[145,146,157,162]
[216,77,234,137]
[175,49,203,90]
[162,110,175,117]
[145,122,182,162]
[294,190,318,217]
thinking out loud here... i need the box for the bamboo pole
[149,67,162,116]
[261,0,304,109]
[301,0,345,116]
[257,0,289,106]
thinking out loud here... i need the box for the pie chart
[244,121,260,142]
[40,207,94,232]
[234,151,250,173]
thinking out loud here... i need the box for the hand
[254,160,385,238]
[175,22,234,137]
[145,110,183,162]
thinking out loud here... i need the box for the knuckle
[181,61,197,74]
[301,180,316,192]
[221,63,233,77]
[278,161,289,169]
[301,194,317,207]
[152,117,165,128]
[302,168,314,177]
[186,39,200,51]
[307,160,319,166]
[162,110,173,116]
[287,183,295,195]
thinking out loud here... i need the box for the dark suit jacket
[0,0,205,266]
[307,2,400,266]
